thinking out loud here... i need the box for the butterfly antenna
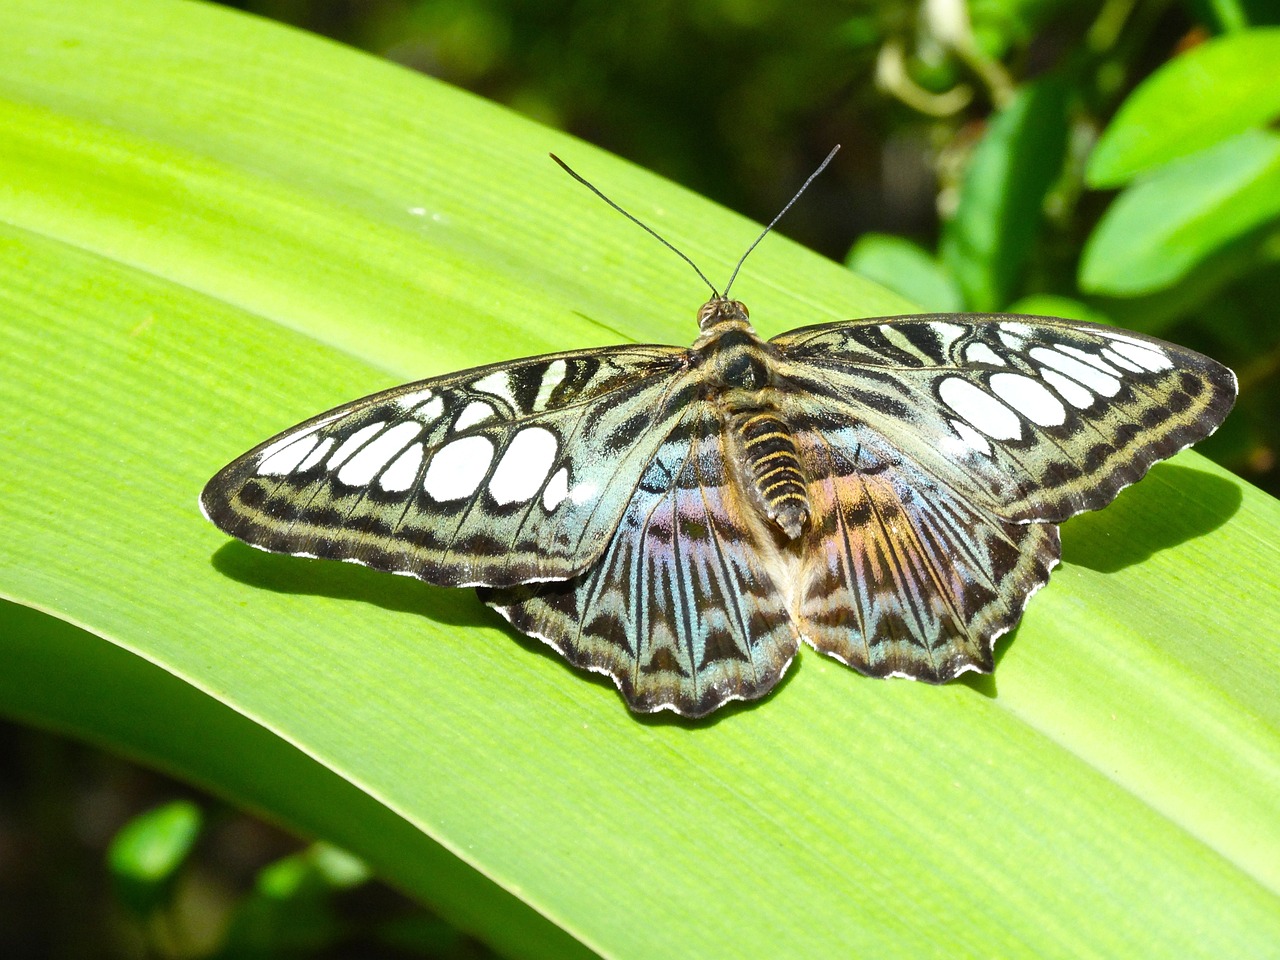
[721,144,841,299]
[550,153,721,298]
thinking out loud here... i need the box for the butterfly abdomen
[735,410,809,539]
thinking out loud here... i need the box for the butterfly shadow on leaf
[959,464,1240,701]
[211,540,798,722]
[210,541,492,630]
[1059,463,1241,574]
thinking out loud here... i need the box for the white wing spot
[569,481,599,505]
[542,466,569,511]
[997,322,1032,352]
[327,421,387,469]
[394,387,434,411]
[258,435,319,476]
[472,370,519,408]
[1105,339,1174,372]
[940,418,992,457]
[964,342,1006,366]
[257,428,315,464]
[1030,347,1121,397]
[1056,344,1122,375]
[298,436,335,471]
[337,421,424,487]
[423,436,495,502]
[1099,347,1144,373]
[253,411,343,464]
[535,359,568,409]
[418,395,445,423]
[1039,368,1095,409]
[938,377,1022,440]
[930,321,967,351]
[489,428,559,506]
[989,372,1067,427]
[380,442,425,492]
[454,400,495,430]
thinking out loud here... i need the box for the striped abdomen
[737,411,810,540]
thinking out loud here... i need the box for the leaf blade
[1,3,1278,959]
[1080,130,1280,294]
[1087,28,1280,187]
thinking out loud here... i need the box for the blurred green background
[5,0,1277,956]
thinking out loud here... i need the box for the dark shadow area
[957,463,1242,698]
[213,542,782,724]
[957,666,999,699]
[211,541,491,630]
[212,541,796,725]
[1060,463,1243,573]
[495,624,636,710]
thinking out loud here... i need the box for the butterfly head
[697,297,750,332]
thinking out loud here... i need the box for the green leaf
[1087,28,1280,188]
[847,233,964,312]
[257,844,371,898]
[1005,293,1114,326]
[215,844,373,957]
[108,801,203,917]
[2,3,1279,959]
[941,76,1070,311]
[1080,129,1280,295]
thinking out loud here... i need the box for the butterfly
[202,149,1237,717]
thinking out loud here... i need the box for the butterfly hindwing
[773,314,1237,523]
[787,406,1059,680]
[482,403,800,717]
[201,344,691,587]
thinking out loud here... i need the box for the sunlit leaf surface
[1,3,1278,957]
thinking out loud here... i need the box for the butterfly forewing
[201,344,691,587]
[772,315,1237,523]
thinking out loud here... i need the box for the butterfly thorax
[691,298,811,541]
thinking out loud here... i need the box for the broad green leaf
[2,3,1279,959]
[1087,28,1280,187]
[941,76,1070,310]
[1080,129,1280,295]
[846,232,963,312]
[109,801,203,917]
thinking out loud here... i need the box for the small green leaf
[258,844,370,897]
[847,233,963,312]
[108,800,203,916]
[1087,28,1280,187]
[942,76,1070,310]
[1080,129,1280,294]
